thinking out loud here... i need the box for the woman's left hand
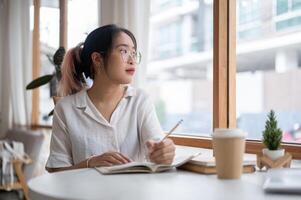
[146,138,175,164]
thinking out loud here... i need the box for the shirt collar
[74,89,109,126]
[74,85,136,108]
[124,85,136,98]
[74,89,87,109]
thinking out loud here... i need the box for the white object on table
[263,168,301,194]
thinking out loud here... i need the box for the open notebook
[95,153,200,174]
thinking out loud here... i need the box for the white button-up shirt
[46,86,164,168]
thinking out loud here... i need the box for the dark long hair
[58,24,137,96]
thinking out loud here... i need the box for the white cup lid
[212,128,247,138]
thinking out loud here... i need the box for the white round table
[28,168,301,200]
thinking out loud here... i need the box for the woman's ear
[91,52,104,73]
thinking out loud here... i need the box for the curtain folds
[0,0,32,136]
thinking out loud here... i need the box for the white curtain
[99,0,151,88]
[0,0,32,137]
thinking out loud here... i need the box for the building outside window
[237,0,301,143]
[275,0,301,31]
[147,0,213,136]
[147,0,301,143]
[152,20,182,60]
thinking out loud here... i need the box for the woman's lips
[126,68,135,75]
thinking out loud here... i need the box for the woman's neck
[87,78,124,104]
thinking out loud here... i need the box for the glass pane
[39,2,60,125]
[37,0,98,125]
[238,0,262,41]
[292,0,301,11]
[276,0,289,15]
[151,20,182,60]
[237,0,301,143]
[276,16,301,31]
[238,0,261,24]
[147,0,213,136]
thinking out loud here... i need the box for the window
[277,0,289,15]
[161,0,301,159]
[237,0,262,41]
[275,0,301,31]
[147,0,213,136]
[151,20,182,60]
[38,0,60,125]
[239,0,261,24]
[237,0,301,144]
[36,0,98,125]
[292,0,301,10]
[276,16,301,30]
[277,0,301,14]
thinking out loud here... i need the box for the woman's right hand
[88,152,131,167]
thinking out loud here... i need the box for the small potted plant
[262,110,284,160]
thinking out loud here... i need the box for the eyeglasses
[119,49,142,64]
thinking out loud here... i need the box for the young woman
[46,24,175,173]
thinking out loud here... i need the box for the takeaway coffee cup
[212,128,247,179]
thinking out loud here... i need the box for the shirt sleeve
[46,104,73,168]
[138,95,164,145]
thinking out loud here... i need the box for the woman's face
[104,32,137,84]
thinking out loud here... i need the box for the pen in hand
[160,119,183,142]
[146,119,182,163]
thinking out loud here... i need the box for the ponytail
[58,43,85,96]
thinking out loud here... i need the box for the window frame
[31,0,68,125]
[170,0,301,160]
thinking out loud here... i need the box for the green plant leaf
[48,109,54,117]
[53,47,65,67]
[26,74,54,90]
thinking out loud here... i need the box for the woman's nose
[128,55,134,65]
